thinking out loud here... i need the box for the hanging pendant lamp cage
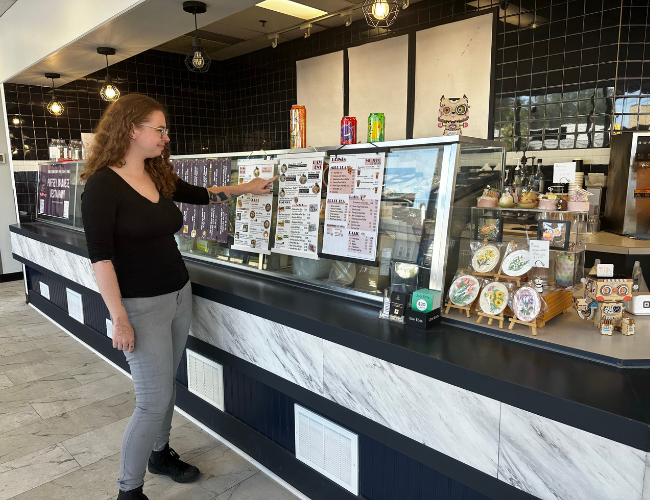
[45,73,64,116]
[97,47,120,102]
[183,1,211,73]
[362,0,400,28]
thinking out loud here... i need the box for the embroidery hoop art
[501,250,533,277]
[472,245,500,273]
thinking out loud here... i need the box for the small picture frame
[473,216,503,242]
[537,219,572,250]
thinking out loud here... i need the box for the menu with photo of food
[272,153,325,260]
[232,159,276,255]
[322,153,385,262]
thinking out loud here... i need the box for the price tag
[530,240,550,268]
[553,162,576,183]
[597,263,614,277]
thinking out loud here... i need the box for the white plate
[513,286,542,322]
[501,250,532,276]
[479,282,509,315]
[449,275,480,306]
[471,245,500,273]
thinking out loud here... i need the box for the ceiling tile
[211,39,271,60]
[215,6,304,33]
[200,20,265,40]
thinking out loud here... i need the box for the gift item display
[573,271,636,336]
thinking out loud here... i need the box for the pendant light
[362,0,400,27]
[97,47,120,101]
[44,73,64,116]
[183,1,211,73]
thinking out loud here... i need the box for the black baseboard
[175,384,358,500]
[29,291,131,374]
[0,271,23,283]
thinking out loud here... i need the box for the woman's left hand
[244,176,278,195]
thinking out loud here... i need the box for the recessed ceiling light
[256,0,326,20]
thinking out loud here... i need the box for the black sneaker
[117,485,149,499]
[148,443,200,483]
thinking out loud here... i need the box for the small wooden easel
[476,312,505,328]
[444,302,472,318]
[508,317,538,336]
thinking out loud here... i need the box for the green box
[411,289,441,313]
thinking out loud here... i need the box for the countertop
[10,222,650,452]
[587,231,650,255]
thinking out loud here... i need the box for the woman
[81,94,276,500]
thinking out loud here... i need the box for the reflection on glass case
[35,137,507,304]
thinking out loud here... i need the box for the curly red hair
[80,94,177,198]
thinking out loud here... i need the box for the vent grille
[295,405,358,495]
[186,350,224,411]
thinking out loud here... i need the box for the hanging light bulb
[362,0,400,27]
[98,47,120,102]
[192,44,206,69]
[372,0,389,20]
[44,73,64,116]
[183,2,211,73]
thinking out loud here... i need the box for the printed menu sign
[232,160,276,255]
[322,153,385,262]
[172,158,231,242]
[272,154,325,259]
[38,163,71,219]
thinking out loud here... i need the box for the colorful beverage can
[340,116,357,145]
[290,105,306,149]
[367,113,385,142]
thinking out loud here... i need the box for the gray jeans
[117,280,192,492]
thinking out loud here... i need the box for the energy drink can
[290,105,306,148]
[340,116,357,145]
[367,113,385,142]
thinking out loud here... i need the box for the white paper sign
[322,153,385,261]
[232,160,277,255]
[106,318,113,339]
[530,240,550,268]
[272,153,325,259]
[553,162,576,183]
[597,263,614,278]
[66,288,84,324]
[39,282,50,300]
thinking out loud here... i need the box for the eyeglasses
[139,124,170,138]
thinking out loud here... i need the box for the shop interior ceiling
[4,0,261,87]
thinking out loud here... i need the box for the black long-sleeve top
[81,166,209,298]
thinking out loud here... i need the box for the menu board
[232,160,276,255]
[38,163,71,219]
[272,154,325,259]
[322,153,385,262]
[172,158,231,242]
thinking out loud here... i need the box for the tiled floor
[0,280,301,500]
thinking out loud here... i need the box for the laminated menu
[272,153,325,259]
[173,158,231,241]
[232,159,276,255]
[207,158,231,243]
[322,153,385,262]
[38,163,71,219]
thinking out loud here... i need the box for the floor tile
[0,443,80,500]
[0,401,120,466]
[214,471,300,500]
[0,402,42,436]
[0,374,12,390]
[0,371,80,407]
[30,373,132,419]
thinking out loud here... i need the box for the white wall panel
[413,13,494,139]
[296,51,344,148]
[349,35,409,142]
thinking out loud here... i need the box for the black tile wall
[5,50,220,161]
[5,0,650,159]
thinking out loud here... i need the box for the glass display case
[32,137,507,305]
[34,161,85,229]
